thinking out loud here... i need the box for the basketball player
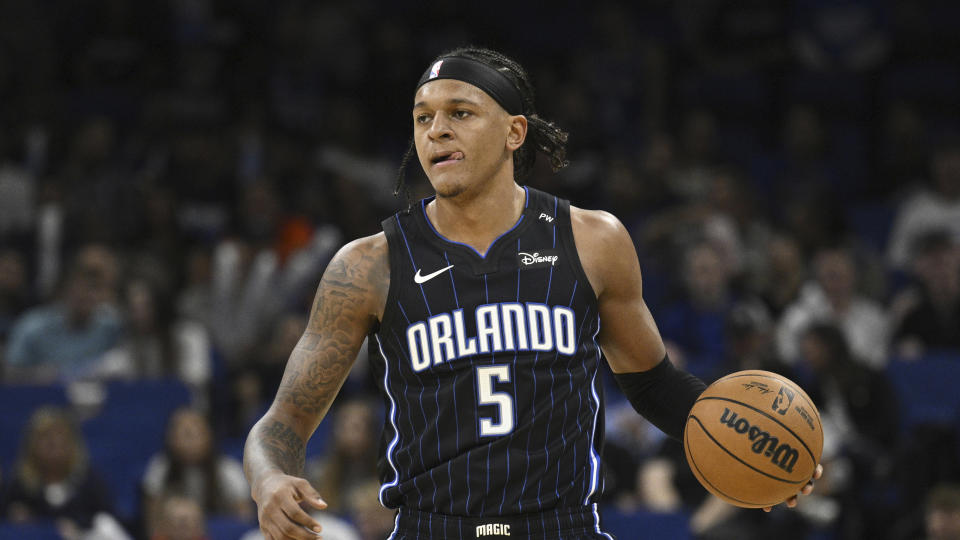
[243,47,821,539]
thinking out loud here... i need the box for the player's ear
[505,114,527,152]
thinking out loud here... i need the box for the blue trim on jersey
[443,251,460,309]
[374,335,401,507]
[449,365,460,514]
[537,214,559,503]
[395,214,432,316]
[499,240,523,514]
[397,301,411,324]
[552,195,558,246]
[480,273,490,515]
[574,308,594,504]
[419,186,530,258]
[551,280,581,501]
[388,511,400,540]
[592,502,615,539]
[584,322,603,505]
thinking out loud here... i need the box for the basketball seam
[687,414,807,485]
[708,373,823,433]
[685,419,772,507]
[695,396,819,465]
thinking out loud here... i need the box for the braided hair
[393,46,570,210]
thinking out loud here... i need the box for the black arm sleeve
[611,354,707,441]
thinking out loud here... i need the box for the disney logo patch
[517,250,560,269]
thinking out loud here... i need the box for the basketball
[684,370,823,508]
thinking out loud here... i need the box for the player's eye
[415,113,432,124]
[453,110,471,119]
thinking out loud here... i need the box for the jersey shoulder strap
[549,191,598,301]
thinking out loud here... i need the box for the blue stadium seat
[0,522,61,540]
[80,378,192,521]
[207,516,256,540]
[846,202,895,253]
[887,352,960,434]
[599,506,691,540]
[0,384,68,471]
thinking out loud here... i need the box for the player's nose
[427,115,454,140]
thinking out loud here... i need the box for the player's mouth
[431,151,465,167]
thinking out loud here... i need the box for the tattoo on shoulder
[276,237,388,416]
[260,419,306,474]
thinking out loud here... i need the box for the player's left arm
[570,207,820,509]
[571,207,704,439]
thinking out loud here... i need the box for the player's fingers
[275,518,323,540]
[294,480,328,510]
[762,506,772,513]
[785,495,798,508]
[801,481,815,496]
[280,501,323,534]
[813,463,823,480]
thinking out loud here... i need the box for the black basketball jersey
[371,186,606,518]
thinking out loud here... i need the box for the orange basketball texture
[684,370,823,508]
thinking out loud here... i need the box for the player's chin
[432,179,467,199]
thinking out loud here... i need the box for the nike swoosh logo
[414,264,454,284]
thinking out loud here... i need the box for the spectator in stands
[4,243,122,382]
[777,246,888,368]
[148,494,209,540]
[876,103,927,200]
[892,483,960,540]
[757,234,807,320]
[0,248,30,354]
[669,109,722,204]
[0,128,36,241]
[0,407,127,538]
[230,312,306,436]
[924,484,960,540]
[773,106,847,252]
[206,180,341,370]
[888,136,960,269]
[640,166,770,286]
[891,230,960,357]
[722,301,792,375]
[346,480,399,540]
[789,0,891,72]
[797,323,899,537]
[305,399,380,515]
[96,274,212,403]
[658,240,737,380]
[142,407,252,530]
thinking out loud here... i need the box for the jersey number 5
[476,365,515,437]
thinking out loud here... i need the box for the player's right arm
[243,233,388,540]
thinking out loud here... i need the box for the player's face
[412,79,525,198]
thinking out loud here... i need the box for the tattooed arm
[244,233,388,540]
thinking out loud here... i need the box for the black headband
[416,56,524,115]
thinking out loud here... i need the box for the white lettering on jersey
[405,303,576,370]
[476,523,510,537]
[518,252,558,266]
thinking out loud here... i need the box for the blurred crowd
[1,1,960,539]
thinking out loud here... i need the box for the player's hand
[762,463,823,513]
[253,472,328,539]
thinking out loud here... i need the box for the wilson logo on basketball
[719,408,799,474]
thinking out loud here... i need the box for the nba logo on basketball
[430,60,444,79]
[772,386,795,416]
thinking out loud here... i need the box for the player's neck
[427,178,526,256]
